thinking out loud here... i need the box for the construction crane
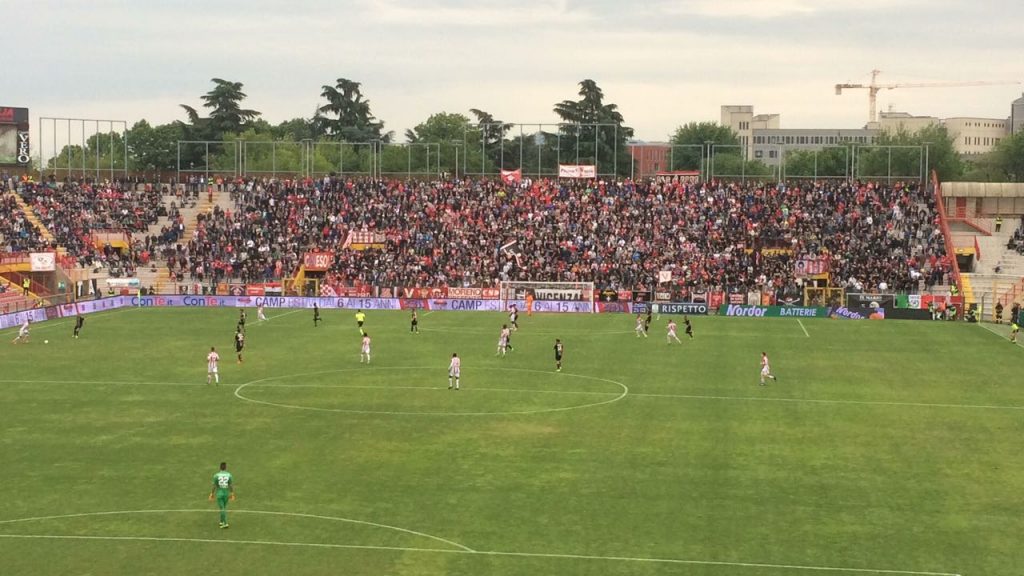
[835,69,1021,125]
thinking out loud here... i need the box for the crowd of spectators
[8,178,167,275]
[140,175,950,295]
[0,192,50,254]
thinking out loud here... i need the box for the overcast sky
[8,0,1023,143]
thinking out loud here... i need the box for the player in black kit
[684,316,694,339]
[73,314,85,339]
[237,309,246,332]
[644,307,653,333]
[234,327,245,363]
[313,302,321,327]
[410,309,419,333]
[554,338,564,372]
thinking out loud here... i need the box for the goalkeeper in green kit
[209,462,235,528]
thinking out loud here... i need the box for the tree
[667,122,739,171]
[314,78,391,143]
[180,78,260,140]
[782,148,849,179]
[553,80,634,176]
[994,130,1024,181]
[405,112,493,175]
[863,125,962,182]
[126,120,184,175]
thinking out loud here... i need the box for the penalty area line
[0,534,961,575]
[797,319,810,338]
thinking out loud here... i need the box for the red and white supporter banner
[794,257,830,278]
[500,169,522,184]
[558,164,597,179]
[303,251,334,271]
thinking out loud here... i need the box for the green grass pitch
[1,307,1022,575]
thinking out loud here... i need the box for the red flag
[501,169,522,184]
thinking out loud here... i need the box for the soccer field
[1,307,1021,576]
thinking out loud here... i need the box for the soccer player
[554,338,564,372]
[12,319,30,344]
[208,462,235,528]
[666,320,682,344]
[410,309,419,334]
[644,307,653,333]
[234,328,245,364]
[355,309,366,334]
[73,314,85,339]
[207,346,220,385]
[313,302,321,327]
[503,324,514,352]
[257,304,267,322]
[684,316,694,339]
[760,352,778,385]
[1012,322,1020,344]
[509,305,519,331]
[497,325,510,356]
[237,310,246,333]
[360,332,371,363]
[525,292,534,317]
[448,353,461,390]
[635,314,647,338]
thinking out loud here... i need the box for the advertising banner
[829,306,885,320]
[718,304,831,318]
[530,300,593,313]
[0,308,48,330]
[427,299,505,312]
[653,302,710,315]
[447,287,483,299]
[597,301,631,313]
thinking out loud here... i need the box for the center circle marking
[234,366,628,416]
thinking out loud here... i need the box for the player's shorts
[668,330,677,337]
[555,354,563,361]
[208,365,219,374]
[361,346,370,354]
[235,344,244,352]
[449,368,460,378]
[357,321,364,327]
[761,366,770,376]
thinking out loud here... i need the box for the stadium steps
[7,191,56,244]
[962,273,1024,321]
[147,191,220,294]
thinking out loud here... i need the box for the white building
[720,105,780,158]
[942,117,1009,155]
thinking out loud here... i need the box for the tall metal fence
[157,136,929,183]
[39,117,129,181]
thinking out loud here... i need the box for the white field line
[422,310,434,316]
[630,391,1024,411]
[798,319,810,338]
[0,379,203,387]
[249,308,304,327]
[0,508,472,552]
[977,321,1024,349]
[0,535,961,576]
[246,383,616,396]
[5,374,1024,412]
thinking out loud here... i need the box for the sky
[7,0,1024,145]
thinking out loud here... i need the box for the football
[44,340,49,344]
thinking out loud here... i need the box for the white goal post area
[499,281,597,313]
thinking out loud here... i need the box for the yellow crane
[835,69,1020,124]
